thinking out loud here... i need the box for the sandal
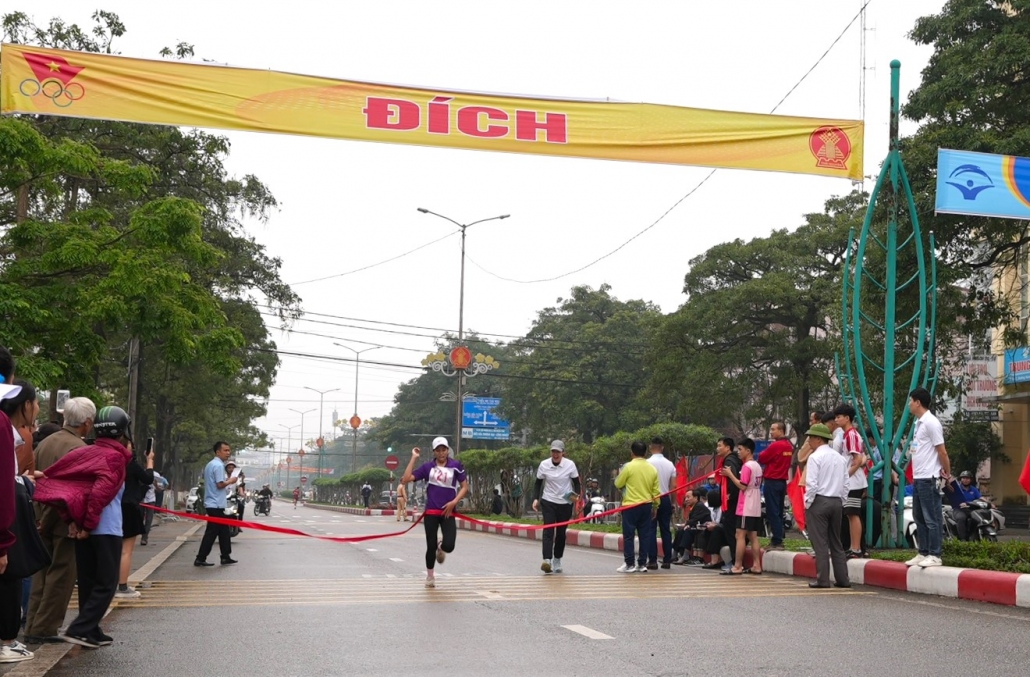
[744,568,763,575]
[720,568,744,576]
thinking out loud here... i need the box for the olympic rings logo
[19,78,85,108]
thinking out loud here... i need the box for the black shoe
[646,562,659,570]
[833,583,853,589]
[194,560,214,567]
[89,632,113,646]
[701,562,723,570]
[23,635,64,644]
[660,562,671,569]
[808,582,832,589]
[140,536,148,546]
[220,557,238,565]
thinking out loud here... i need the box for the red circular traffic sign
[384,455,399,470]
[301,476,308,484]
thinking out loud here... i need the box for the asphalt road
[24,503,1030,677]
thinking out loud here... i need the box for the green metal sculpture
[838,61,940,548]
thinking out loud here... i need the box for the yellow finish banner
[1,44,862,179]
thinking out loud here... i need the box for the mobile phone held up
[146,437,154,455]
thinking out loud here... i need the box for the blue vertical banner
[935,148,1030,220]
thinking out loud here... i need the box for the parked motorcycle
[225,495,242,537]
[254,495,271,516]
[944,499,998,542]
[760,495,794,538]
[587,495,606,523]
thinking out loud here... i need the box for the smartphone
[146,437,154,454]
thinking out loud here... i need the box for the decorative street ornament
[422,347,500,379]
[349,415,362,430]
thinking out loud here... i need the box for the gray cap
[550,440,565,452]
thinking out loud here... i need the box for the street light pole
[334,343,381,473]
[303,387,340,482]
[290,408,316,486]
[278,424,298,491]
[417,207,509,456]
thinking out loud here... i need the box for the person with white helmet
[400,437,468,588]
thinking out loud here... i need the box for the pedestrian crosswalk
[112,574,866,608]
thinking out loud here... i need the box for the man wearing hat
[802,424,851,589]
[533,440,581,574]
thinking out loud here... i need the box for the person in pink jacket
[33,405,133,649]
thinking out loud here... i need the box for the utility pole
[304,387,339,480]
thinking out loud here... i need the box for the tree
[902,0,1030,347]
[498,284,661,444]
[1,11,298,483]
[648,192,864,435]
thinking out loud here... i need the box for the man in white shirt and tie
[803,424,851,589]
[646,437,677,570]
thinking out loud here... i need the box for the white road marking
[366,548,378,552]
[361,574,372,579]
[390,557,404,562]
[476,590,504,600]
[441,573,454,577]
[562,625,613,640]
[355,520,367,523]
[386,574,397,578]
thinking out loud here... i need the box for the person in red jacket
[33,405,133,650]
[758,422,794,551]
[0,347,33,665]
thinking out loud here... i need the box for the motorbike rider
[945,471,989,541]
[224,460,245,522]
[581,478,602,518]
[257,483,273,514]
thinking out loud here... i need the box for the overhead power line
[288,229,459,286]
[462,0,875,285]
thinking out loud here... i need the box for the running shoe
[904,554,925,567]
[540,559,552,574]
[0,642,33,663]
[919,555,943,568]
[60,634,100,649]
[552,557,563,573]
[114,587,141,599]
[425,572,436,588]
[616,563,636,573]
[436,546,446,564]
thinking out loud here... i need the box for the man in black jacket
[717,438,743,568]
[673,488,712,565]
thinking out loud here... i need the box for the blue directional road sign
[461,397,510,440]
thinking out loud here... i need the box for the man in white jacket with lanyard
[533,441,580,574]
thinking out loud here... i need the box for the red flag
[787,474,806,532]
[24,52,84,85]
[1019,448,1030,496]
[674,457,687,506]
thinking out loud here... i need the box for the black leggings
[423,514,456,569]
[0,576,21,641]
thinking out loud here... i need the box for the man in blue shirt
[194,442,240,566]
[946,471,984,541]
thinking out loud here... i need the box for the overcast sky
[20,0,947,448]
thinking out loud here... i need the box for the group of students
[0,344,177,664]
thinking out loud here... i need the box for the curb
[306,504,414,518]
[761,550,1030,608]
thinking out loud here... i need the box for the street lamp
[278,424,299,489]
[303,387,340,481]
[289,408,316,486]
[334,342,381,473]
[416,207,509,455]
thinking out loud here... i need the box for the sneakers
[919,555,943,568]
[905,554,926,567]
[0,642,33,663]
[194,560,214,567]
[61,634,100,649]
[114,586,141,599]
[636,564,648,573]
[435,546,446,564]
[540,559,552,574]
[425,572,436,588]
[90,632,113,647]
[616,563,637,573]
[140,535,148,546]
[686,558,705,566]
[552,557,562,573]
[645,562,659,570]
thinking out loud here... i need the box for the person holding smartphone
[115,439,154,598]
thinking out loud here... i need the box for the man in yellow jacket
[614,441,661,573]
